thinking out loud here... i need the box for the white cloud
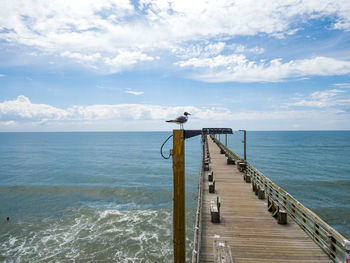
[1,95,349,131]
[59,49,155,73]
[0,121,16,126]
[1,0,350,75]
[104,51,155,73]
[229,44,264,54]
[0,74,4,77]
[171,42,264,61]
[202,42,226,57]
[177,54,245,69]
[170,42,228,60]
[0,95,225,122]
[286,88,350,108]
[0,95,68,121]
[125,89,144,96]
[60,51,101,62]
[176,56,350,82]
[334,83,350,89]
[139,0,350,37]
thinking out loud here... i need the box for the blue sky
[1,0,350,131]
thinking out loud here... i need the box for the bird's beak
[188,113,191,115]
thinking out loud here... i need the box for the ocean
[0,131,349,262]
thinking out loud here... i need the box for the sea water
[0,131,349,262]
[0,132,201,262]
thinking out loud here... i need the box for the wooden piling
[172,130,185,263]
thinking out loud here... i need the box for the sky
[1,0,350,131]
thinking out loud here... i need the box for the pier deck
[199,137,331,262]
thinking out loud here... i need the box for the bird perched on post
[166,112,191,129]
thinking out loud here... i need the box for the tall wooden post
[225,134,227,146]
[243,130,246,161]
[172,130,185,263]
[239,129,247,160]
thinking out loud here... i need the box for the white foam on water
[8,237,17,246]
[0,205,182,262]
[99,209,122,219]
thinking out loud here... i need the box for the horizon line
[1,129,350,133]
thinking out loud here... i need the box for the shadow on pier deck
[197,136,332,263]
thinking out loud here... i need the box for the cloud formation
[0,95,229,123]
[1,95,349,131]
[334,83,350,89]
[0,0,350,80]
[125,89,144,96]
[0,95,67,121]
[176,56,350,82]
[286,88,350,108]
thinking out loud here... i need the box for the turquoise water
[0,132,201,262]
[0,131,349,262]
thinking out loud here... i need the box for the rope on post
[160,134,173,159]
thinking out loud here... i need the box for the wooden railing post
[345,239,350,263]
[172,130,185,263]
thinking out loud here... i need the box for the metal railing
[212,135,349,263]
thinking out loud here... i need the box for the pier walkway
[198,136,331,262]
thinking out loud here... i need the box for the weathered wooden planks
[199,137,331,263]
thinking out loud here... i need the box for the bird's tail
[166,120,175,123]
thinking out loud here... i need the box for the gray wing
[175,116,187,123]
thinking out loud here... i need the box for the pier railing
[212,135,349,263]
[192,169,203,263]
[192,135,207,263]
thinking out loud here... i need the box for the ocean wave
[1,205,194,262]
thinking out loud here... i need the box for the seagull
[166,112,191,129]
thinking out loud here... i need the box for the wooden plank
[213,240,234,263]
[199,137,331,263]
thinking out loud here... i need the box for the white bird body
[166,112,191,129]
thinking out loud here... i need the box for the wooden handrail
[192,135,207,263]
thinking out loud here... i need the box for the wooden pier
[192,135,349,263]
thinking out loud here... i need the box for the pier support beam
[172,130,185,263]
